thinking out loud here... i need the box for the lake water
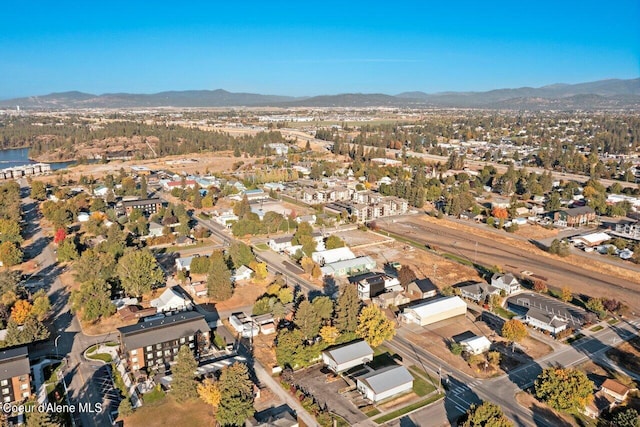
[0,147,81,170]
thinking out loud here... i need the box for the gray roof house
[523,308,568,335]
[321,340,374,373]
[491,273,521,295]
[150,287,193,313]
[356,365,414,402]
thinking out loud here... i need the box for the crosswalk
[448,380,482,396]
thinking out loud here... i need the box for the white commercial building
[321,340,374,373]
[311,247,356,266]
[356,365,414,402]
[399,296,467,326]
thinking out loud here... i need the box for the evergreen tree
[335,285,360,333]
[294,300,321,340]
[207,251,233,300]
[171,345,198,402]
[216,362,255,427]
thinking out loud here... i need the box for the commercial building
[311,247,356,266]
[321,340,374,373]
[356,365,413,402]
[118,311,210,372]
[399,296,467,326]
[320,256,376,277]
[122,198,164,216]
[0,346,31,403]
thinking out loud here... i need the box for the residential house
[601,379,632,402]
[321,256,376,277]
[356,365,414,403]
[175,256,196,272]
[269,236,294,253]
[399,296,467,326]
[232,265,254,282]
[373,291,410,309]
[457,282,498,303]
[188,282,207,298]
[0,346,32,403]
[118,311,211,372]
[150,287,193,313]
[243,189,269,202]
[118,305,157,321]
[460,336,492,355]
[175,236,194,246]
[349,272,400,300]
[213,211,239,228]
[584,392,616,419]
[312,247,356,266]
[93,185,110,197]
[321,340,374,373]
[522,308,568,336]
[406,278,438,299]
[229,313,259,338]
[122,198,164,216]
[490,273,521,295]
[163,180,197,191]
[246,409,298,427]
[148,221,164,237]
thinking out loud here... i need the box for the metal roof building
[321,340,374,373]
[400,296,467,326]
[356,365,414,402]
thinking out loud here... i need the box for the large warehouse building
[399,296,467,326]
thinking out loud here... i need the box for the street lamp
[55,335,61,359]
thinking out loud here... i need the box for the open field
[122,395,214,427]
[376,215,640,309]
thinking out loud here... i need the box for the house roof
[0,346,30,380]
[525,308,567,328]
[321,256,376,275]
[150,288,189,309]
[356,365,413,394]
[492,273,518,286]
[271,236,293,244]
[234,265,254,276]
[565,206,595,216]
[601,379,630,397]
[118,311,209,352]
[323,340,373,366]
[312,247,356,264]
[411,278,437,293]
[176,256,195,269]
[460,335,492,350]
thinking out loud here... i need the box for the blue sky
[1,0,638,98]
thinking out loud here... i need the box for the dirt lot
[606,336,640,377]
[578,360,636,389]
[252,333,277,371]
[204,278,270,312]
[333,229,393,248]
[400,314,552,378]
[35,152,253,183]
[515,392,578,427]
[356,240,483,288]
[513,224,559,240]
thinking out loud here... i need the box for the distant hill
[1,78,638,110]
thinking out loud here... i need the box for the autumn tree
[248,261,268,281]
[0,219,22,244]
[356,304,396,347]
[11,300,32,325]
[397,265,417,287]
[0,242,22,267]
[31,290,51,321]
[172,345,198,402]
[311,263,322,278]
[216,362,255,427]
[533,280,547,293]
[534,367,594,412]
[53,228,66,245]
[325,235,345,249]
[197,378,221,407]
[207,251,233,300]
[560,287,572,302]
[319,325,340,345]
[462,401,513,427]
[501,319,528,344]
[30,181,47,201]
[335,285,360,333]
[491,207,509,220]
[228,242,255,269]
[117,249,164,297]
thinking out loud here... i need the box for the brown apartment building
[118,311,210,372]
[122,198,165,216]
[0,346,32,403]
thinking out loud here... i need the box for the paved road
[386,317,640,426]
[18,180,116,427]
[377,215,640,310]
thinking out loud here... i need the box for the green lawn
[590,325,604,332]
[608,318,620,325]
[493,306,516,319]
[253,243,269,251]
[374,393,444,424]
[411,373,436,397]
[162,241,214,253]
[86,344,98,354]
[365,408,381,417]
[106,341,119,347]
[86,352,113,363]
[142,385,166,404]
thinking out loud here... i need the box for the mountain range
[1,78,638,110]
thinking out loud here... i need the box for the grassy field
[86,352,112,363]
[123,395,214,427]
[411,373,436,397]
[590,325,604,332]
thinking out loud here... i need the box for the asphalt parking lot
[94,365,123,422]
[507,292,586,328]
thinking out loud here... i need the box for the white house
[232,265,254,282]
[490,273,521,295]
[213,211,239,228]
[399,296,467,326]
[321,340,374,373]
[175,256,195,272]
[148,221,164,237]
[268,236,294,253]
[150,288,193,313]
[77,212,90,223]
[93,185,110,197]
[229,313,259,338]
[523,308,568,336]
[312,247,356,266]
[356,365,414,402]
[460,335,492,355]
